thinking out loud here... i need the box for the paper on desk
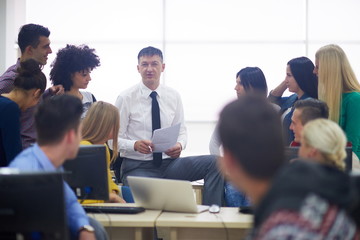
[151,123,181,152]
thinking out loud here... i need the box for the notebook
[127,176,209,213]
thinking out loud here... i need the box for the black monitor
[0,171,68,240]
[284,146,353,172]
[63,145,109,201]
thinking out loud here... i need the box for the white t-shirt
[80,91,95,119]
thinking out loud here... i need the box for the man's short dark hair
[137,46,163,62]
[35,95,83,145]
[294,99,329,125]
[18,24,50,53]
[218,96,285,179]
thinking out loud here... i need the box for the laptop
[127,176,209,213]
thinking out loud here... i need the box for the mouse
[209,204,220,213]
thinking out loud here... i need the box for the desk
[86,203,161,240]
[156,207,253,240]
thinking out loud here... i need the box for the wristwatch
[79,225,95,233]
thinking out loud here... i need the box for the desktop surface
[156,207,253,240]
[85,203,162,227]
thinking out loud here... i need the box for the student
[269,56,318,145]
[0,23,63,149]
[289,98,329,146]
[314,44,360,159]
[81,101,126,203]
[9,95,107,240]
[299,119,347,171]
[50,44,100,118]
[0,59,46,166]
[113,46,224,205]
[289,98,360,170]
[209,66,272,207]
[218,95,359,239]
[210,66,277,156]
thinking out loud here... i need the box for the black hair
[35,95,83,145]
[14,59,47,93]
[17,24,50,53]
[219,96,285,179]
[294,98,329,125]
[288,57,318,98]
[236,67,268,97]
[137,46,163,62]
[50,44,100,91]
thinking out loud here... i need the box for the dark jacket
[251,160,360,237]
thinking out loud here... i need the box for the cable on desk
[214,212,229,240]
[153,210,163,240]
[104,212,113,240]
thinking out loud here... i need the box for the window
[25,0,360,155]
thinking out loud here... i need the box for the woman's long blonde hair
[82,101,119,162]
[316,44,360,123]
[302,118,347,171]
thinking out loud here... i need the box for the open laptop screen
[128,176,208,213]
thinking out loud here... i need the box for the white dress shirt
[209,124,222,156]
[114,82,187,160]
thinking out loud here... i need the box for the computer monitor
[284,146,353,172]
[63,145,109,201]
[0,171,68,240]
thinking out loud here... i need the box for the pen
[148,146,153,152]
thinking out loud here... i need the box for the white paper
[151,123,181,152]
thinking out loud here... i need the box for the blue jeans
[224,182,251,207]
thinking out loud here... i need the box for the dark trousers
[121,155,224,206]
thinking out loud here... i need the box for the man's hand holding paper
[165,142,182,158]
[151,123,181,155]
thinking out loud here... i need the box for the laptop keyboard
[83,205,145,214]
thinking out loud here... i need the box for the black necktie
[150,91,162,167]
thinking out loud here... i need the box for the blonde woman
[299,119,347,171]
[314,44,360,160]
[81,101,125,203]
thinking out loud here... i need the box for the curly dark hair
[50,44,100,91]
